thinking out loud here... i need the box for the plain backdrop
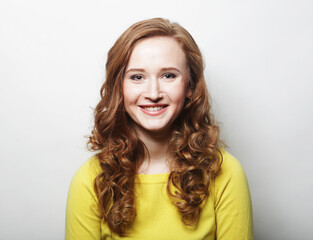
[0,0,312,239]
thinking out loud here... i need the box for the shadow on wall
[253,208,287,240]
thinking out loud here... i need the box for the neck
[135,126,172,174]
[138,128,171,160]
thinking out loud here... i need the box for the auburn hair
[88,18,222,236]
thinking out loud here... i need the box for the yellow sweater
[65,150,253,239]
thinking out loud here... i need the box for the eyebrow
[125,67,181,74]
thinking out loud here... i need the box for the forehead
[126,37,187,70]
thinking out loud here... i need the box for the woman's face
[122,36,191,135]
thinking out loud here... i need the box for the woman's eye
[130,75,143,80]
[164,73,176,79]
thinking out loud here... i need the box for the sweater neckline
[135,172,170,184]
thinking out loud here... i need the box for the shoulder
[71,155,102,183]
[66,156,103,239]
[66,156,102,219]
[213,148,250,200]
[218,148,246,179]
[212,149,254,239]
[68,156,102,198]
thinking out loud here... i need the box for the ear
[186,87,192,99]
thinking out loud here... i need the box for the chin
[140,123,174,133]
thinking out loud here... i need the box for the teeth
[143,106,164,111]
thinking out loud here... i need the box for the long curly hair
[88,18,222,236]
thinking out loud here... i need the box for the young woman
[65,18,253,240]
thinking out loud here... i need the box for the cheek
[167,84,188,103]
[122,85,142,107]
[123,95,134,113]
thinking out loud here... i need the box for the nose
[144,78,162,101]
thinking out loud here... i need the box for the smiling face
[122,37,191,136]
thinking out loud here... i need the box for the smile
[139,105,168,116]
[142,106,164,111]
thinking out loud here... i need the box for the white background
[0,0,312,239]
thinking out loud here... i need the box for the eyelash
[130,75,144,80]
[163,73,176,79]
[129,73,177,80]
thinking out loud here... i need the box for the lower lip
[140,106,168,116]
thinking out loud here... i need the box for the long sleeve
[214,150,254,240]
[65,157,102,240]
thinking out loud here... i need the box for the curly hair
[88,18,222,236]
